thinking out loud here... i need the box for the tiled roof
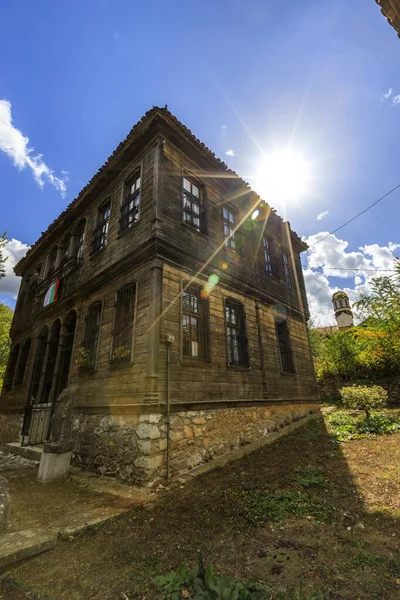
[376,0,400,36]
[18,106,306,270]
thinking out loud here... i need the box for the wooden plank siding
[1,109,317,419]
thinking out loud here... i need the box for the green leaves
[153,555,265,599]
[340,385,387,419]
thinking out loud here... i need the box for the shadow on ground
[2,411,400,599]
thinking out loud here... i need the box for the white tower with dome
[332,291,354,328]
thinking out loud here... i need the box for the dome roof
[332,290,349,300]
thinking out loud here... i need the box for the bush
[340,385,388,419]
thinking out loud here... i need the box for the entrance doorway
[22,311,77,446]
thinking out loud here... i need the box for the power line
[308,183,400,248]
[301,265,396,272]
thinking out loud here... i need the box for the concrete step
[1,443,43,462]
[0,527,57,570]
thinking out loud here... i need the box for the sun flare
[255,149,311,204]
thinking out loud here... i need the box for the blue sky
[0,0,399,324]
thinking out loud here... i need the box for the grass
[2,412,400,599]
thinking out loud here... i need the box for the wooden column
[144,258,163,404]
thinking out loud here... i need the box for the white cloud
[303,233,400,326]
[393,95,400,105]
[382,88,393,101]
[221,125,227,136]
[225,149,235,156]
[0,99,67,197]
[0,238,30,299]
[316,210,328,221]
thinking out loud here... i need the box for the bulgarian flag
[44,280,60,307]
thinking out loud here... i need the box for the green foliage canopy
[310,259,400,382]
[0,303,13,390]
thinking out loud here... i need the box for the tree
[0,303,13,391]
[354,258,400,323]
[0,232,8,280]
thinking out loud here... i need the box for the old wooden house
[0,107,317,483]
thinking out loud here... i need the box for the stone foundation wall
[71,403,318,485]
[0,414,23,444]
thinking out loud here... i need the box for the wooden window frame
[181,283,210,362]
[3,343,20,391]
[15,338,31,386]
[119,168,141,233]
[263,236,274,276]
[73,219,86,265]
[80,301,103,370]
[110,283,137,364]
[275,317,295,373]
[46,246,59,278]
[182,175,206,234]
[282,250,293,288]
[91,200,111,255]
[224,299,249,368]
[222,205,237,251]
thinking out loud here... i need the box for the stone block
[134,455,163,471]
[0,528,58,569]
[184,425,193,439]
[193,426,203,438]
[139,413,162,424]
[193,417,206,425]
[38,451,72,484]
[136,423,161,440]
[0,476,10,533]
[123,451,136,464]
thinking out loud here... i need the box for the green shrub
[327,410,400,441]
[340,385,388,419]
[154,554,265,599]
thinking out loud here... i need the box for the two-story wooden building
[0,107,317,483]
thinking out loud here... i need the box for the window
[29,327,48,401]
[111,284,136,362]
[73,220,86,264]
[81,302,102,368]
[223,207,236,251]
[275,318,295,372]
[182,177,204,232]
[42,320,61,403]
[339,298,343,308]
[47,247,58,277]
[120,173,140,232]
[15,290,26,313]
[182,285,209,360]
[225,300,248,367]
[91,201,111,254]
[282,251,292,288]
[3,344,20,391]
[15,338,31,386]
[60,234,71,265]
[263,237,274,276]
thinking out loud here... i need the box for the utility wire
[301,265,396,272]
[308,183,400,248]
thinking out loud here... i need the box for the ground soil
[2,413,400,599]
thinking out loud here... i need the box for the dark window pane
[225,301,248,366]
[182,285,209,360]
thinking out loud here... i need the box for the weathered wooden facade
[0,108,317,483]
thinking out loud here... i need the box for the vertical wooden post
[144,258,163,404]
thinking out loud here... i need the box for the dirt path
[2,415,400,599]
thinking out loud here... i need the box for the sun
[255,149,311,204]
